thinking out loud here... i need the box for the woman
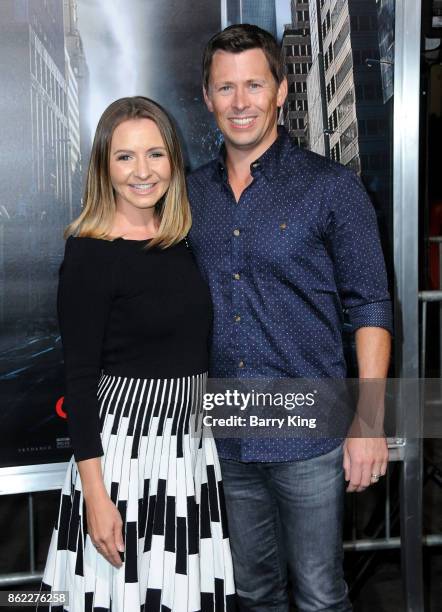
[39,97,235,611]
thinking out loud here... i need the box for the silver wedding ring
[371,473,381,482]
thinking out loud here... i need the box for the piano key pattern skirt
[39,372,236,611]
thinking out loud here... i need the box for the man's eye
[219,85,232,92]
[249,83,262,89]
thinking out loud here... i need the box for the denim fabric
[220,444,352,612]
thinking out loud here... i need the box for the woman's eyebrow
[112,146,167,155]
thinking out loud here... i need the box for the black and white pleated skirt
[39,372,236,611]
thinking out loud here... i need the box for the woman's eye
[150,152,165,158]
[117,154,131,161]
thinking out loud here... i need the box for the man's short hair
[202,24,285,91]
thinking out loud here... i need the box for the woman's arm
[58,237,114,461]
[77,457,125,567]
[58,237,124,567]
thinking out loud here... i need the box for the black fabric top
[58,236,212,462]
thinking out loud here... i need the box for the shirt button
[233,229,241,236]
[251,161,260,169]
[238,360,245,368]
[233,273,241,280]
[234,315,241,322]
[280,222,287,230]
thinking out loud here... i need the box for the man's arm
[343,326,391,492]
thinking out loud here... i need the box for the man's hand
[345,326,391,492]
[343,436,388,493]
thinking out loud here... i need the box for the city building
[376,0,394,102]
[306,0,390,183]
[221,0,277,37]
[302,0,393,279]
[306,0,328,155]
[63,0,90,216]
[0,0,71,332]
[281,1,312,147]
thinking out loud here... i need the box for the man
[187,24,392,612]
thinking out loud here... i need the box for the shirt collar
[214,125,293,183]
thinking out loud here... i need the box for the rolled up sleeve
[325,168,393,335]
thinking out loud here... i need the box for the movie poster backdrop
[0,0,393,468]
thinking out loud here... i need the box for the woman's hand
[84,489,125,568]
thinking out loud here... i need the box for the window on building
[328,109,338,131]
[361,154,369,171]
[367,119,379,135]
[347,155,361,174]
[335,142,341,162]
[332,142,341,162]
[369,153,381,169]
[351,15,377,31]
[336,52,353,90]
[333,16,350,58]
[364,82,375,99]
[328,115,333,131]
[338,88,354,121]
[341,121,357,149]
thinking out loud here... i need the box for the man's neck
[225,128,279,183]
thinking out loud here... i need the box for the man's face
[204,48,287,153]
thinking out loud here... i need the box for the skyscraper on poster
[221,0,278,37]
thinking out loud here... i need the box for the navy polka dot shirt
[187,127,392,462]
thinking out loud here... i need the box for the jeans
[220,444,352,612]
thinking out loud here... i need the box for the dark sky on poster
[77,0,223,168]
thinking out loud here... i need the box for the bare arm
[343,327,391,492]
[77,458,125,568]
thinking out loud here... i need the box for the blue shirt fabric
[187,127,392,462]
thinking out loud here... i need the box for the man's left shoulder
[284,141,355,185]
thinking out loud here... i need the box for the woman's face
[109,118,172,213]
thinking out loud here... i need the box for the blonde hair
[65,96,191,248]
